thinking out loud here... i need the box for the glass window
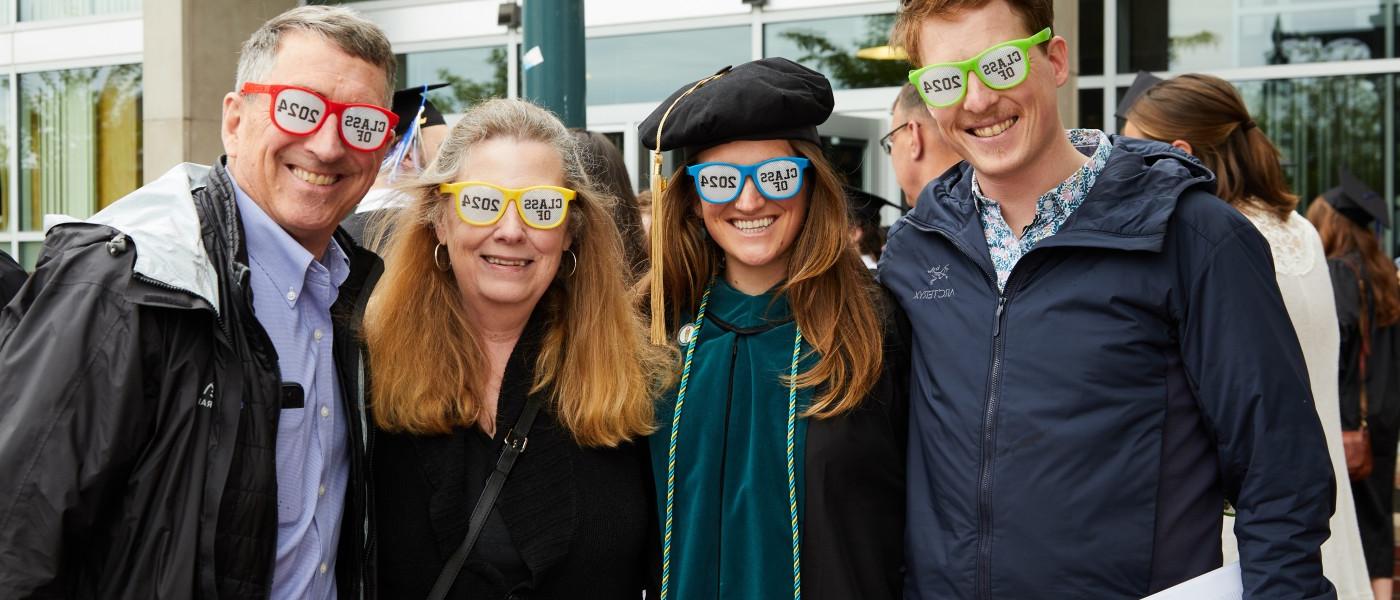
[1077,88,1104,131]
[18,64,142,231]
[586,26,751,105]
[19,240,41,271]
[0,77,9,234]
[20,0,139,20]
[1237,74,1386,212]
[1078,0,1104,76]
[764,14,906,90]
[1121,0,1394,72]
[398,46,508,115]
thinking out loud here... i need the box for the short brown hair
[892,0,1053,67]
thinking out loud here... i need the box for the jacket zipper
[901,216,1017,600]
[132,271,228,336]
[979,288,1013,600]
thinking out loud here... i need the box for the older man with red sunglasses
[0,6,394,599]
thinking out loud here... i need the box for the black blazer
[373,314,657,599]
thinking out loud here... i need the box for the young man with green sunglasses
[879,1,1336,599]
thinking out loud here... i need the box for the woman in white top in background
[1123,72,1372,600]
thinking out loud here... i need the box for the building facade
[0,0,1396,267]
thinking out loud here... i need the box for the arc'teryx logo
[197,383,214,409]
[927,264,950,284]
[914,264,956,301]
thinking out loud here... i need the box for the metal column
[522,0,586,128]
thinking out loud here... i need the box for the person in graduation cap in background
[638,57,910,600]
[343,82,450,245]
[1121,71,1373,600]
[1307,168,1400,600]
[846,186,899,269]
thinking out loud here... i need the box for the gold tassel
[647,68,731,346]
[649,149,668,345]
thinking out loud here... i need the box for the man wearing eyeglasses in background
[0,6,393,598]
[884,82,961,208]
[878,1,1336,599]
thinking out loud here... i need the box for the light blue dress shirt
[229,173,350,600]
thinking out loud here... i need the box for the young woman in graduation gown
[364,98,669,599]
[637,57,910,600]
[1308,182,1400,600]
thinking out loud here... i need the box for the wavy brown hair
[641,139,884,418]
[1126,73,1297,221]
[1307,199,1400,328]
[365,98,668,447]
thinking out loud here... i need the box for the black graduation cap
[846,187,900,227]
[639,58,834,159]
[390,83,449,138]
[1323,166,1390,228]
[1114,71,1163,122]
[640,58,834,345]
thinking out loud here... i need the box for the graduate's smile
[729,215,778,235]
[694,140,810,286]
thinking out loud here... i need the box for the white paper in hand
[1141,562,1242,600]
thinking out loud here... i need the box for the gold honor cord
[648,66,732,345]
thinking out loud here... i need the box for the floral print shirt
[970,129,1112,292]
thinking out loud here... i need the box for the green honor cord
[661,281,805,600]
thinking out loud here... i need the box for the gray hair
[893,83,933,122]
[235,5,397,104]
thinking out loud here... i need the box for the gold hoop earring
[434,243,451,272]
[562,249,578,278]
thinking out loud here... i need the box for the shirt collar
[228,172,350,308]
[970,128,1112,215]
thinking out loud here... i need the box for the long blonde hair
[365,98,667,447]
[642,139,885,418]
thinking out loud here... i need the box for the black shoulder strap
[426,394,545,600]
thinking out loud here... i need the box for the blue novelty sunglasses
[686,156,811,203]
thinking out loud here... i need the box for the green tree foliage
[778,14,908,89]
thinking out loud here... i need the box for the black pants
[1354,445,1397,579]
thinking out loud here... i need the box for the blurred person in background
[1122,71,1372,600]
[846,187,899,269]
[573,129,648,281]
[344,83,449,244]
[1308,168,1400,600]
[885,82,960,207]
[367,98,667,599]
[637,189,654,237]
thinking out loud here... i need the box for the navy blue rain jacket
[880,136,1335,599]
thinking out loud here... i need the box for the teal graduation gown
[652,279,816,600]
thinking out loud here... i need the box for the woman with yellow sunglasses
[364,98,669,599]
